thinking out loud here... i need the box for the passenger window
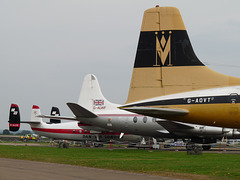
[133,117,137,123]
[143,117,147,123]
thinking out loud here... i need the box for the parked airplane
[9,104,142,143]
[120,6,240,129]
[21,73,240,149]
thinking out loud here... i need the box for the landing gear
[58,140,69,148]
[202,145,211,150]
[186,143,203,155]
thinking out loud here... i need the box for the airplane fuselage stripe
[97,114,143,117]
[31,128,129,135]
[124,95,237,107]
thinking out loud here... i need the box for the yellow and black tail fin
[126,6,240,104]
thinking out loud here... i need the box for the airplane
[9,104,142,144]
[119,6,240,129]
[15,73,240,150]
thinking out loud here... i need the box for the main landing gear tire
[202,145,211,151]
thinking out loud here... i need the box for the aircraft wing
[67,102,98,118]
[156,120,194,133]
[122,107,188,117]
[37,103,98,121]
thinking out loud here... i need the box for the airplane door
[124,118,128,129]
[229,93,239,115]
[229,93,238,104]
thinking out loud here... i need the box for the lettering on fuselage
[82,135,117,139]
[93,106,106,110]
[186,97,214,104]
[83,135,98,139]
[123,95,233,108]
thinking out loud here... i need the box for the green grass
[0,145,239,179]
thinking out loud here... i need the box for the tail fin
[78,74,119,112]
[50,107,61,124]
[31,105,43,123]
[9,104,20,131]
[126,6,240,104]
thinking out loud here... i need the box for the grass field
[0,145,239,179]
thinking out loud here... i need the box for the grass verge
[0,145,239,179]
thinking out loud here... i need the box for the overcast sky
[1,0,240,130]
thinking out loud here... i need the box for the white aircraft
[118,6,240,129]
[9,104,142,143]
[9,74,239,150]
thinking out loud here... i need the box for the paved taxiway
[0,158,180,180]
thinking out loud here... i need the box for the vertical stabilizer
[126,6,240,104]
[9,104,20,131]
[50,107,61,124]
[78,74,119,112]
[31,105,43,123]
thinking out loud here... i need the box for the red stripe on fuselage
[32,128,85,134]
[31,127,127,135]
[97,114,143,117]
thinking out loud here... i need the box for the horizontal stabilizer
[20,121,41,124]
[37,115,78,121]
[67,102,98,118]
[122,107,188,117]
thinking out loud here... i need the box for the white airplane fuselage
[76,108,240,141]
[29,121,142,142]
[63,74,240,144]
